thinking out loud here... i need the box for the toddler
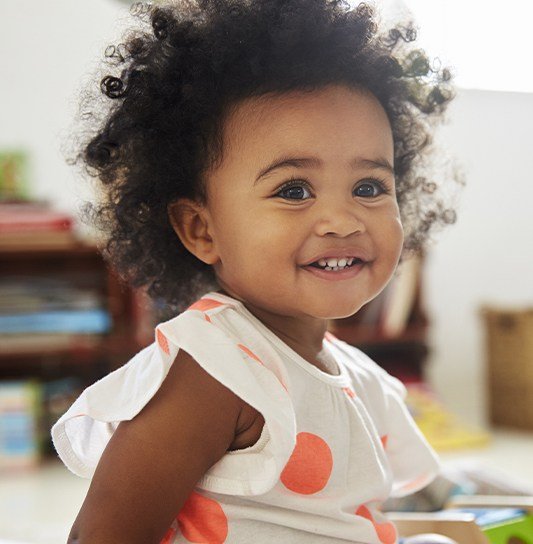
[52,1,461,542]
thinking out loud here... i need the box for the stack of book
[0,277,111,354]
[0,201,77,249]
[0,380,41,470]
[0,376,85,469]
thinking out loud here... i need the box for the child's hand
[67,349,247,544]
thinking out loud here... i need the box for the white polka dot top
[51,291,440,544]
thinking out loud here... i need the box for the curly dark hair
[74,0,463,311]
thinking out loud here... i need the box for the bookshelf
[0,242,154,466]
[0,244,148,374]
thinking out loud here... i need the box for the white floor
[0,430,532,544]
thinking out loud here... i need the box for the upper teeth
[317,257,355,268]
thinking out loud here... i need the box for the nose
[313,198,366,237]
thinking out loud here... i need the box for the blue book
[0,309,111,334]
[450,507,527,527]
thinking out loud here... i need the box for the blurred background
[0,0,532,542]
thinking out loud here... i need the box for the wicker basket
[480,306,533,430]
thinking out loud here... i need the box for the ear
[168,198,219,265]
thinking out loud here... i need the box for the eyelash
[274,176,392,200]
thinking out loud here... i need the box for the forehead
[219,84,394,169]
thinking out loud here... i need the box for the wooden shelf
[0,242,145,376]
[0,335,105,360]
[0,236,157,462]
[329,321,428,347]
[0,242,98,256]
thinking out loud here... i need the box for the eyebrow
[254,155,395,184]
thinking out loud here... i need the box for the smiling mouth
[307,258,364,271]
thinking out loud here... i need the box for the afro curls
[72,0,464,311]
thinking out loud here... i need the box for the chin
[312,300,365,320]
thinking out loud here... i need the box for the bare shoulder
[69,348,250,544]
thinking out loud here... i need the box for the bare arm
[67,349,246,544]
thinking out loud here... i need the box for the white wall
[0,0,129,217]
[425,89,533,427]
[2,1,532,427]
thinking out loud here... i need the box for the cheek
[212,206,288,264]
[377,214,404,258]
[393,215,405,249]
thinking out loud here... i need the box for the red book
[0,204,73,233]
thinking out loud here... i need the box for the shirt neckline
[202,291,351,387]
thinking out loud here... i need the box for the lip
[301,247,373,266]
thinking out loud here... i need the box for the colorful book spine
[0,380,42,471]
[0,309,111,334]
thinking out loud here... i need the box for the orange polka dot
[157,329,170,355]
[380,435,388,449]
[237,343,289,393]
[177,491,228,543]
[355,505,397,544]
[356,504,374,522]
[188,298,225,312]
[280,432,333,494]
[343,387,356,398]
[204,313,212,323]
[237,344,264,365]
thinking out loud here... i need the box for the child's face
[202,84,403,320]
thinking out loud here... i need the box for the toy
[449,497,533,544]
[388,495,533,544]
[449,507,533,544]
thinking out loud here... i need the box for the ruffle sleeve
[327,338,440,498]
[51,303,297,496]
[377,374,440,497]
